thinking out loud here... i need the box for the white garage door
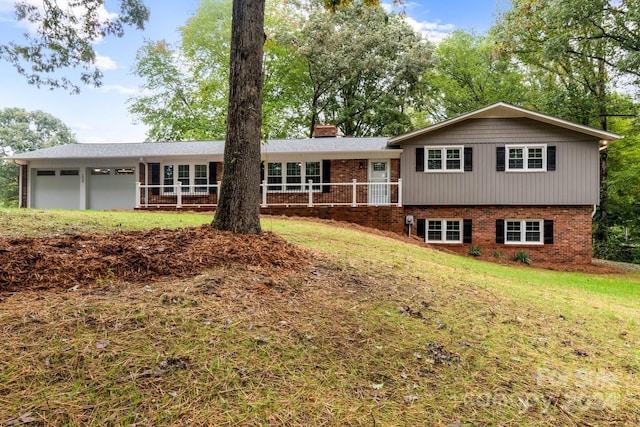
[33,169,81,209]
[88,167,136,210]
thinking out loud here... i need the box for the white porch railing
[136,179,402,209]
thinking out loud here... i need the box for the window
[505,220,543,244]
[424,146,463,172]
[266,161,321,192]
[162,163,208,194]
[60,170,79,176]
[506,145,546,171]
[194,164,208,192]
[115,168,135,175]
[286,162,302,190]
[37,170,55,176]
[426,219,462,243]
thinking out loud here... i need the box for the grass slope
[1,209,639,426]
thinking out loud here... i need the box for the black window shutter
[260,161,265,182]
[464,147,473,171]
[150,163,160,195]
[544,220,554,244]
[322,160,331,193]
[496,147,506,171]
[208,162,217,194]
[496,219,505,244]
[416,218,426,239]
[463,219,473,243]
[416,147,424,172]
[547,146,556,171]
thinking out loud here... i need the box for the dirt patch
[0,226,309,293]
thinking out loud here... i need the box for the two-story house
[6,103,619,263]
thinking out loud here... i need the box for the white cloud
[405,17,456,43]
[381,1,456,43]
[97,84,145,96]
[94,54,118,71]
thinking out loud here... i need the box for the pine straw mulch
[0,226,309,293]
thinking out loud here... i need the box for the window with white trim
[425,146,463,172]
[505,220,543,244]
[266,161,321,192]
[426,219,462,243]
[506,145,546,171]
[163,163,208,194]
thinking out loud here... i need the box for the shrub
[468,245,481,257]
[491,250,505,259]
[513,251,530,265]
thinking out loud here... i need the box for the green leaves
[0,108,77,206]
[1,0,150,93]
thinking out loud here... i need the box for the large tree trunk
[212,0,265,234]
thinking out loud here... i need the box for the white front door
[368,160,390,205]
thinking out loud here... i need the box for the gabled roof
[7,137,396,161]
[388,102,621,145]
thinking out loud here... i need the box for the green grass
[1,208,640,426]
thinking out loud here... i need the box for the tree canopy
[1,0,149,93]
[0,108,77,206]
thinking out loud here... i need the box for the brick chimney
[314,124,337,138]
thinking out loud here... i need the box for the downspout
[591,204,597,218]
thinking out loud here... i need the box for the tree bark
[212,0,265,234]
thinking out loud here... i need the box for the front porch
[136,179,403,209]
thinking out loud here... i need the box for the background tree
[493,0,633,243]
[1,0,150,93]
[0,108,77,206]
[129,0,308,141]
[296,2,432,137]
[420,30,529,122]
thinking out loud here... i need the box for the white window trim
[424,146,464,173]
[504,219,544,245]
[266,161,322,192]
[161,163,209,195]
[505,144,547,172]
[425,219,463,244]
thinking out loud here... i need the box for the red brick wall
[403,205,593,264]
[261,206,406,234]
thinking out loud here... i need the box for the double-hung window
[426,219,462,243]
[267,161,321,192]
[425,146,463,172]
[506,145,546,171]
[505,220,543,244]
[163,164,208,194]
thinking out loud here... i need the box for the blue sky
[0,0,507,143]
